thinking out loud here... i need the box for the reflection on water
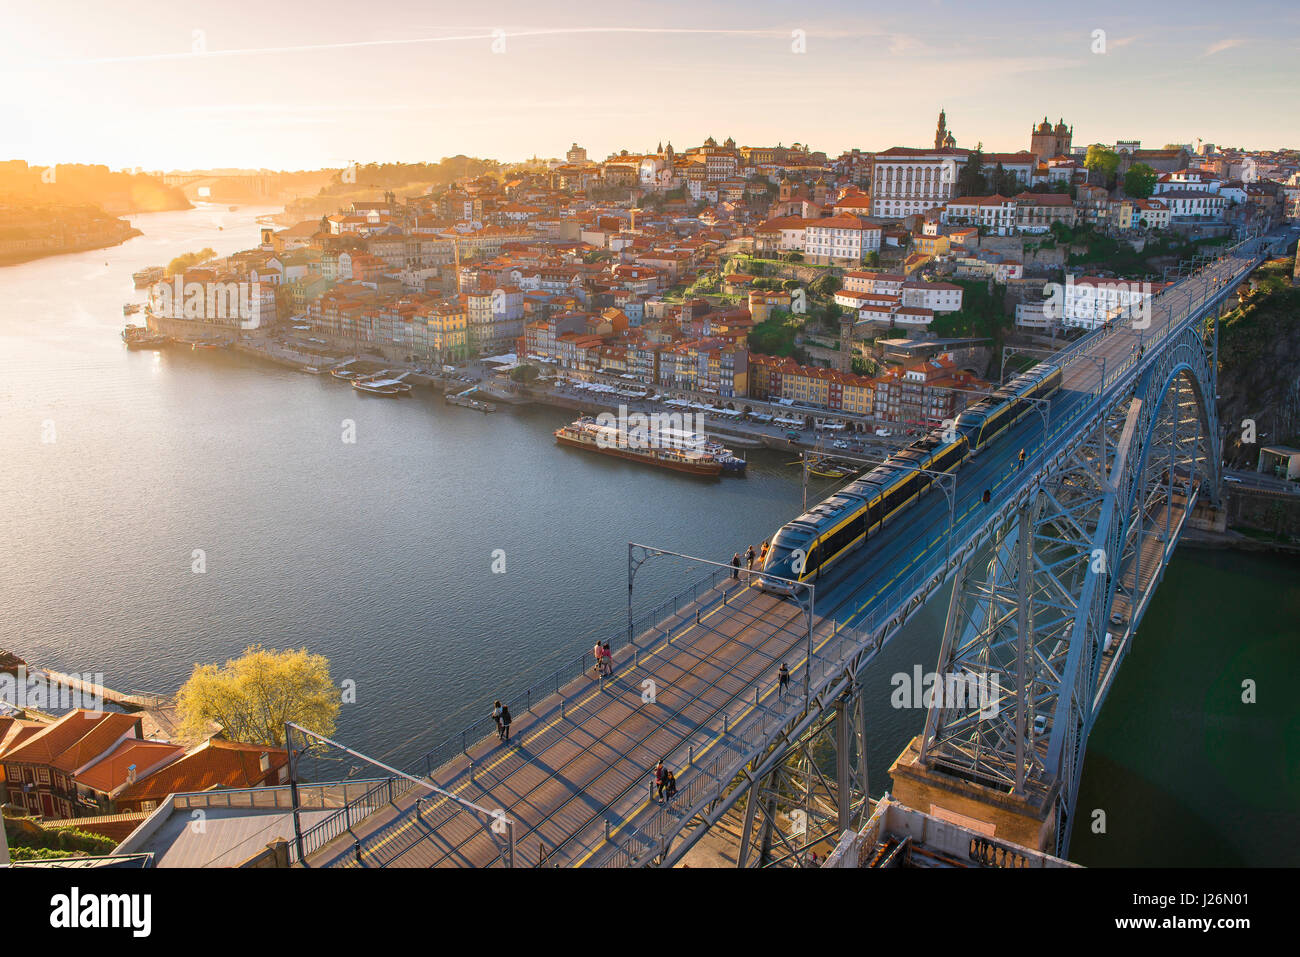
[1,207,1291,864]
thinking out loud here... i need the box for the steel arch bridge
[303,229,1294,869]
[657,230,1289,867]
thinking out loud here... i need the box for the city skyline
[3,0,1298,171]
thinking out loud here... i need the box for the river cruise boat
[554,417,740,477]
[132,266,164,289]
[635,423,747,474]
[121,325,168,349]
[352,373,412,396]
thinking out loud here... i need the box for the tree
[957,148,986,196]
[1123,162,1158,199]
[810,273,841,298]
[1084,146,1121,186]
[509,363,540,383]
[177,645,340,747]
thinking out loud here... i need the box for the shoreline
[0,227,143,267]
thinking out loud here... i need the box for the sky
[1,0,1297,172]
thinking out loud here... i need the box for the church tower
[935,109,949,150]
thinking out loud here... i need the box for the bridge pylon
[735,685,870,867]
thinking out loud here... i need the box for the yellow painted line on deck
[353,578,768,861]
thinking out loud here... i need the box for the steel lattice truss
[917,322,1220,856]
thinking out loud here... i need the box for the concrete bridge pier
[887,735,1061,853]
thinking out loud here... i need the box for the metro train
[759,362,1064,594]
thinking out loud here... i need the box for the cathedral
[1030,117,1073,161]
[934,110,956,150]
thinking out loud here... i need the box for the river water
[0,207,1293,865]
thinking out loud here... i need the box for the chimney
[259,752,272,774]
[126,763,137,785]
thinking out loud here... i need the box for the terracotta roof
[116,738,289,804]
[76,739,186,793]
[49,713,141,773]
[3,710,122,767]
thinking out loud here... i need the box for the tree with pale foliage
[177,645,340,747]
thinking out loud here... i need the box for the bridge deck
[308,577,837,867]
[304,236,1281,867]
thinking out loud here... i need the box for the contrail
[65,26,858,66]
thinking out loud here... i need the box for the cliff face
[1215,257,1300,468]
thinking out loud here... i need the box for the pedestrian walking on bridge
[731,552,741,579]
[499,704,512,743]
[492,700,504,739]
[1018,448,1026,471]
[778,662,790,698]
[654,760,668,803]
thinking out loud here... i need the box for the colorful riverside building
[748,354,876,417]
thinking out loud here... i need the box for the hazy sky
[2,0,1296,171]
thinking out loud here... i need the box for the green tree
[810,273,841,298]
[1084,146,1121,187]
[1123,162,1158,198]
[177,645,340,747]
[509,363,540,383]
[957,147,986,196]
[165,247,217,277]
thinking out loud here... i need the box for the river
[0,206,1293,865]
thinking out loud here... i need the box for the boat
[0,649,27,676]
[123,303,141,316]
[352,374,412,396]
[446,392,496,412]
[132,266,164,289]
[553,417,729,477]
[191,339,227,351]
[121,325,169,349]
[330,360,367,380]
[301,365,324,375]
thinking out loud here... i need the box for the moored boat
[554,417,726,477]
[132,266,164,289]
[352,375,412,395]
[121,325,169,349]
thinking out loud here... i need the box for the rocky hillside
[1215,255,1300,468]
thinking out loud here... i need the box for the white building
[871,147,966,220]
[901,281,963,313]
[841,270,905,295]
[942,195,1018,235]
[1051,276,1165,331]
[802,215,882,264]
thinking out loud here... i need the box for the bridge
[286,227,1297,867]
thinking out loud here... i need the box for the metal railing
[410,567,735,778]
[289,778,397,864]
[577,256,1253,866]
